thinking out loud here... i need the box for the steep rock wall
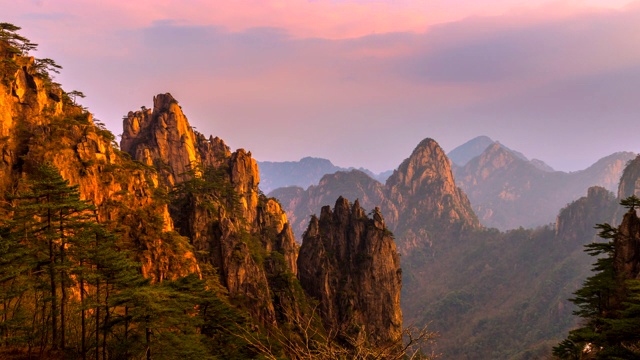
[297,197,402,348]
[0,49,199,282]
[121,93,299,324]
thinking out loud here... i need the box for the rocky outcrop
[121,93,231,186]
[555,186,619,244]
[618,155,640,199]
[121,93,299,324]
[614,207,640,281]
[297,197,402,348]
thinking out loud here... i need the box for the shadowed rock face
[618,155,640,199]
[615,208,640,281]
[297,197,402,349]
[555,186,619,244]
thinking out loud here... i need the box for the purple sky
[3,0,640,173]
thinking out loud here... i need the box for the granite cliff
[387,138,479,251]
[297,197,402,350]
[0,45,199,282]
[121,93,300,324]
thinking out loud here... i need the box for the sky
[3,0,640,173]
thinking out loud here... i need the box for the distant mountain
[386,138,480,251]
[453,144,635,230]
[269,170,396,239]
[257,157,391,193]
[269,136,623,358]
[448,135,554,172]
[447,136,495,166]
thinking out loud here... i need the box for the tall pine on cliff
[0,163,218,359]
[0,24,233,359]
[554,196,640,359]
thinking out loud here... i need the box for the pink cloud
[7,0,635,40]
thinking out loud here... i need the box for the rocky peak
[0,51,200,283]
[447,135,495,166]
[121,93,300,325]
[614,207,640,280]
[121,93,201,185]
[618,155,640,199]
[386,138,479,249]
[297,196,402,349]
[555,186,618,243]
[460,143,522,182]
[387,138,457,196]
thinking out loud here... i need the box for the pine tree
[554,197,640,359]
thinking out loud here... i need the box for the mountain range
[257,157,392,193]
[451,138,635,229]
[266,136,638,358]
[5,24,640,359]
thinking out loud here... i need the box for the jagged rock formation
[121,93,299,324]
[121,93,231,186]
[0,34,407,358]
[453,143,635,230]
[555,186,619,244]
[297,197,402,348]
[258,157,391,194]
[614,207,640,281]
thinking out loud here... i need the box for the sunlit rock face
[386,138,480,251]
[121,93,299,324]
